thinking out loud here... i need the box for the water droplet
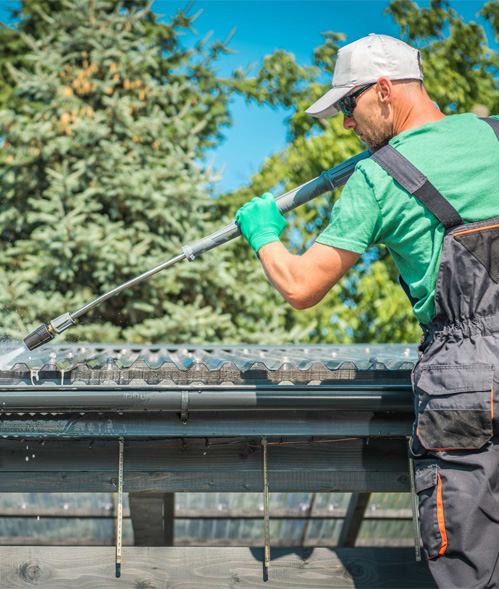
[25,456,29,462]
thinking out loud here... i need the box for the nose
[343,115,356,130]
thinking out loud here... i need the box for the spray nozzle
[23,324,54,351]
[23,313,76,351]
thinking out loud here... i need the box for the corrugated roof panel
[0,343,417,386]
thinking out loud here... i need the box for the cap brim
[305,85,354,118]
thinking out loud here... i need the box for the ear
[375,77,393,104]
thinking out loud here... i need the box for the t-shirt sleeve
[315,165,383,254]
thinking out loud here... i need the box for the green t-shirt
[316,113,499,325]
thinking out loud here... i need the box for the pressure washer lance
[23,150,370,351]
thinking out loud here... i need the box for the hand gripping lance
[23,150,370,351]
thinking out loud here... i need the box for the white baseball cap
[306,33,424,118]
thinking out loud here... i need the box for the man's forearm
[258,241,361,310]
[258,242,319,309]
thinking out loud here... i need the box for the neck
[393,95,445,136]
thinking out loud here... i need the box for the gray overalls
[371,117,499,588]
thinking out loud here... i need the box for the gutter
[0,384,413,412]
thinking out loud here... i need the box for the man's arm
[235,192,361,309]
[258,241,360,309]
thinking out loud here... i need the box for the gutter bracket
[115,437,124,577]
[181,390,189,424]
[262,436,270,579]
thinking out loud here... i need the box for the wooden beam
[0,546,436,587]
[0,536,420,548]
[174,538,420,548]
[0,437,411,493]
[0,471,411,493]
[0,507,125,518]
[0,506,413,520]
[337,493,371,548]
[172,507,413,521]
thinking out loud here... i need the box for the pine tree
[0,0,301,344]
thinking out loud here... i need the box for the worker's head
[306,34,428,151]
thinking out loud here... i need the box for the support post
[129,493,166,545]
[336,492,370,548]
[163,493,175,546]
[115,437,124,578]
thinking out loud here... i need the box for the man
[236,34,499,588]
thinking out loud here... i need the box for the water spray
[23,150,370,351]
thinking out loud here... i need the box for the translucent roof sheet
[0,343,416,386]
[2,343,417,371]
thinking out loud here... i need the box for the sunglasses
[336,83,375,117]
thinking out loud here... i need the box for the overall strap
[481,116,499,139]
[370,145,463,229]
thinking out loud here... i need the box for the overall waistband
[421,312,499,346]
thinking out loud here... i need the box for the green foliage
[0,1,71,109]
[0,0,305,344]
[387,0,499,115]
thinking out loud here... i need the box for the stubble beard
[365,133,393,152]
[358,128,394,152]
[355,115,394,152]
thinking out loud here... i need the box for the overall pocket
[415,364,494,451]
[415,464,448,560]
[454,222,499,283]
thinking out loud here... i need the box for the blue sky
[152,1,491,191]
[0,1,492,192]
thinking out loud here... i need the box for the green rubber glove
[235,192,287,255]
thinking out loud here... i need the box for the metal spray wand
[24,150,370,351]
